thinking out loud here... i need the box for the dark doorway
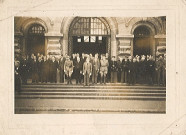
[133,26,153,56]
[72,36,107,55]
[27,24,45,55]
[69,17,110,55]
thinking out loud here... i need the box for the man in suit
[155,55,164,86]
[31,56,39,83]
[162,54,166,86]
[64,56,73,84]
[15,59,21,92]
[59,55,66,83]
[50,56,58,83]
[19,55,28,84]
[74,56,82,84]
[83,57,92,86]
[123,57,129,83]
[117,57,123,83]
[92,53,100,84]
[41,56,48,83]
[128,57,137,85]
[37,56,43,83]
[146,56,155,85]
[110,56,118,83]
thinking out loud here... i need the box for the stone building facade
[14,16,166,59]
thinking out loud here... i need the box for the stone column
[45,33,63,56]
[14,32,23,58]
[116,34,134,58]
[154,34,166,58]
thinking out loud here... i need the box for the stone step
[20,87,166,92]
[15,107,165,114]
[17,91,166,96]
[22,84,166,90]
[18,89,166,93]
[15,94,165,101]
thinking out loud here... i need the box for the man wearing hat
[100,55,109,84]
[64,56,73,84]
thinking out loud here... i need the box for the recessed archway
[20,18,48,56]
[131,21,156,57]
[27,24,46,55]
[68,17,111,56]
[61,17,118,57]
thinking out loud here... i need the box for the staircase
[15,83,166,114]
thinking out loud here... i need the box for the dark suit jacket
[59,58,65,71]
[50,61,58,73]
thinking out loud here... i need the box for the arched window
[70,17,110,36]
[28,24,45,35]
[69,17,111,55]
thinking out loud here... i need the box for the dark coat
[50,61,58,73]
[31,60,38,73]
[110,61,118,72]
[74,60,83,71]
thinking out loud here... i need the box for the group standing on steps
[14,52,166,90]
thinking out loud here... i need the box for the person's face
[77,57,80,62]
[95,54,98,59]
[119,57,122,61]
[43,56,47,61]
[106,53,108,57]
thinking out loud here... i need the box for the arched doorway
[133,25,154,56]
[68,17,111,56]
[27,24,45,55]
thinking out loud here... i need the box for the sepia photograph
[14,16,166,114]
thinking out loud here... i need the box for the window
[71,17,110,36]
[28,24,45,35]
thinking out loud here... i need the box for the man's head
[133,57,137,62]
[111,56,115,61]
[102,55,106,60]
[33,56,37,61]
[86,57,90,63]
[43,56,47,61]
[52,56,55,61]
[77,57,80,62]
[119,57,123,61]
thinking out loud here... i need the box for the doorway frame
[131,21,157,57]
[61,17,118,57]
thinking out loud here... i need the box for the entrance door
[133,26,154,56]
[72,36,107,55]
[69,17,110,55]
[27,24,45,55]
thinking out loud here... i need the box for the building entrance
[27,24,45,55]
[69,17,110,56]
[133,25,154,56]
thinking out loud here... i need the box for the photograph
[14,16,166,114]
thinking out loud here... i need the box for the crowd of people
[15,52,166,89]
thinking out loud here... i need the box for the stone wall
[14,16,166,58]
